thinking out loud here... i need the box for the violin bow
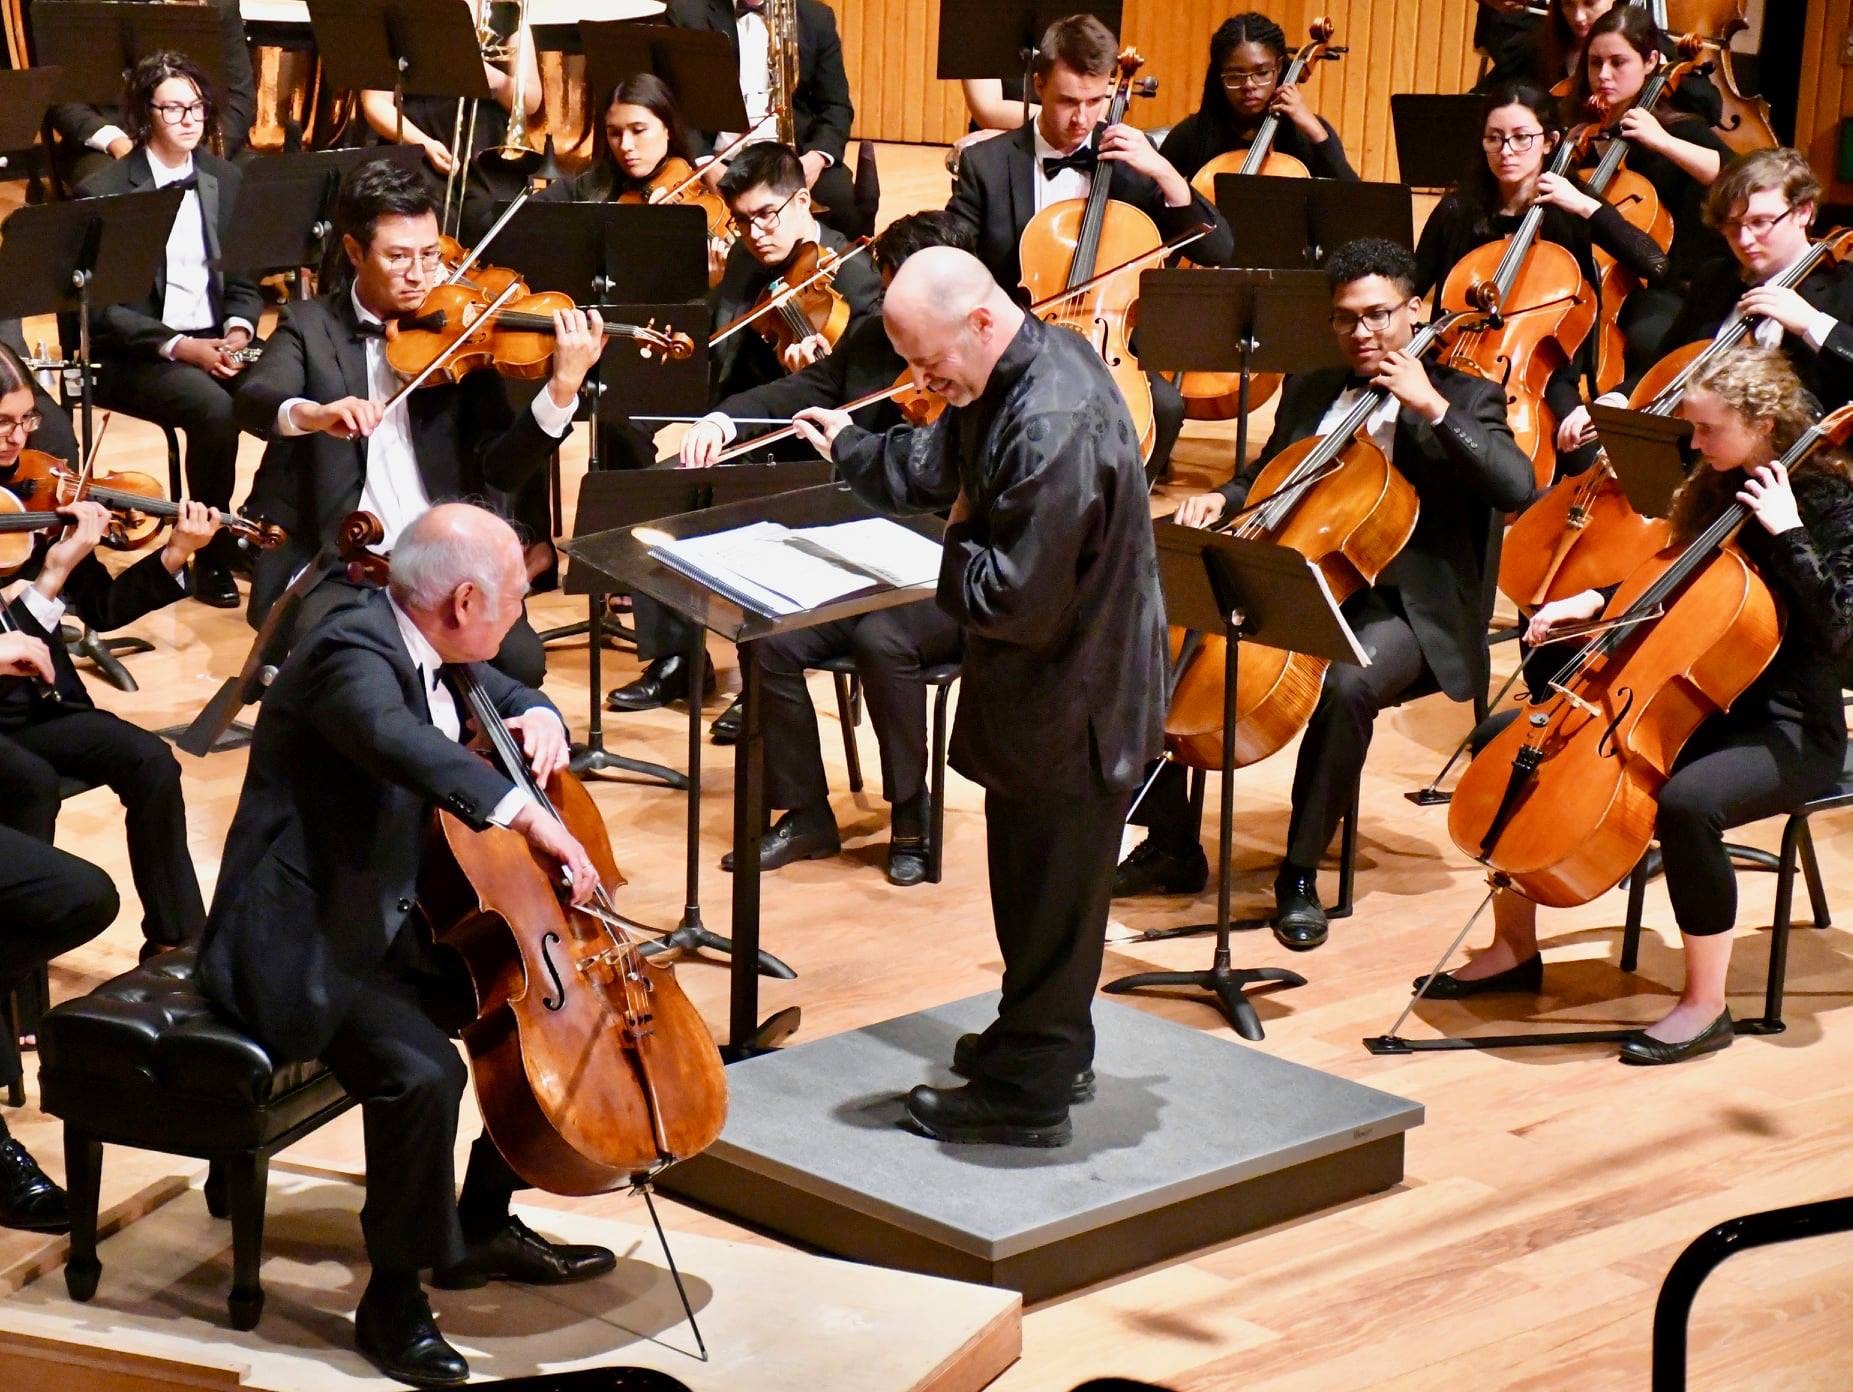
[440,187,533,289]
[709,237,874,346]
[377,280,527,421]
[655,115,774,205]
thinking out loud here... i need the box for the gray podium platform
[661,994,1424,1301]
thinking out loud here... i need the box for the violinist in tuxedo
[235,159,604,688]
[78,50,263,609]
[945,11,1235,480]
[198,505,614,1388]
[1125,239,1533,949]
[665,0,867,236]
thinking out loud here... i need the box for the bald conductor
[793,249,1167,1147]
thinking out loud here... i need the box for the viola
[1177,17,1345,424]
[336,512,728,1189]
[1165,305,1489,771]
[1453,402,1853,908]
[3,448,283,555]
[1018,48,1163,464]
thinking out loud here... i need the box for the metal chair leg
[832,672,864,793]
[1743,814,1806,1036]
[1330,783,1360,919]
[1621,859,1649,973]
[928,683,951,884]
[1797,819,1830,928]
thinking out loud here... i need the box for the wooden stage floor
[5,144,1853,1390]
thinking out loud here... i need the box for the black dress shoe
[605,655,715,713]
[1273,867,1328,951]
[191,560,240,609]
[950,1032,1095,1103]
[0,1137,70,1233]
[1113,838,1210,897]
[721,808,840,872]
[354,1288,469,1389]
[1618,1009,1735,1067]
[1415,954,1544,999]
[432,1215,618,1289]
[903,1083,1071,1147]
[709,696,744,745]
[886,836,929,886]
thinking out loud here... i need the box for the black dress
[1158,110,1358,183]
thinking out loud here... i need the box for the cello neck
[1239,46,1313,175]
[1491,139,1578,300]
[1066,55,1141,290]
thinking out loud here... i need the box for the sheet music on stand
[645,516,942,617]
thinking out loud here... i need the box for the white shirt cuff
[19,585,66,632]
[276,398,314,436]
[1593,391,1628,409]
[86,125,129,153]
[488,785,537,829]
[702,410,740,444]
[530,384,578,438]
[225,318,256,341]
[159,335,182,361]
[1802,310,1840,353]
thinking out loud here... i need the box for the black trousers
[811,160,870,240]
[631,594,699,666]
[0,713,204,948]
[317,929,523,1274]
[1620,285,1687,388]
[95,350,249,516]
[1147,370,1185,485]
[0,823,117,1086]
[1128,758,1199,854]
[967,780,1130,1108]
[756,602,962,812]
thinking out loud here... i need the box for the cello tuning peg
[1132,76,1158,98]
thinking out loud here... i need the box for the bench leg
[62,1126,102,1302]
[225,1152,269,1330]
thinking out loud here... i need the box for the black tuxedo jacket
[665,0,854,164]
[946,122,1236,295]
[233,291,560,622]
[1220,364,1534,701]
[45,0,257,162]
[1624,254,1853,413]
[75,147,264,354]
[198,586,555,1062]
[0,545,188,724]
[707,224,882,398]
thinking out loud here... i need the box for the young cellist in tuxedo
[1122,240,1534,949]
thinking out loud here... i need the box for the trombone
[440,0,532,238]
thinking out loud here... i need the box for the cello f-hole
[540,930,568,1011]
[1597,686,1635,759]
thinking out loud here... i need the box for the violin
[1453,402,1853,908]
[1437,120,1601,490]
[1018,48,1162,464]
[738,239,869,368]
[3,448,283,555]
[620,156,736,286]
[1177,17,1344,424]
[336,511,728,1188]
[1500,228,1853,615]
[1164,305,1489,771]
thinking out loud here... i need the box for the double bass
[1452,403,1853,907]
[1017,48,1162,464]
[1176,17,1345,423]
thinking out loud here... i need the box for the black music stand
[1104,527,1363,1039]
[1213,173,1415,268]
[219,145,427,291]
[562,482,943,1058]
[0,189,182,468]
[0,68,64,187]
[579,23,749,136]
[32,2,228,105]
[1390,93,1485,191]
[305,0,490,146]
[1135,267,1340,474]
[1591,404,1694,517]
[933,1,1123,126]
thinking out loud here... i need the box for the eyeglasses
[0,410,42,438]
[379,248,445,274]
[1481,130,1544,153]
[1719,204,1796,238]
[1219,66,1279,91]
[1328,306,1400,334]
[150,100,207,125]
[729,187,802,234]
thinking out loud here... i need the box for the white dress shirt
[147,149,254,360]
[275,285,578,550]
[1032,126,1094,215]
[1745,245,1840,351]
[736,9,772,141]
[387,594,549,829]
[1315,380,1404,462]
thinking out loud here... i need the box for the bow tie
[1041,147,1097,179]
[735,0,762,13]
[1342,373,1374,394]
[161,173,199,193]
[354,318,389,341]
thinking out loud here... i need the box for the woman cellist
[1157,13,1357,185]
[1477,0,1723,128]
[1416,79,1667,478]
[1423,346,1853,1064]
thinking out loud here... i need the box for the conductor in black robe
[791,248,1167,1148]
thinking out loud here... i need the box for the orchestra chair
[36,949,355,1330]
[818,654,960,884]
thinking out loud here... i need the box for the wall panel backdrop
[1797,0,1853,205]
[838,0,1489,180]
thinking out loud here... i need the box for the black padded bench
[36,948,354,1329]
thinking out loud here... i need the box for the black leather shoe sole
[1273,917,1328,951]
[886,841,929,886]
[709,701,744,745]
[1415,954,1544,999]
[721,830,840,872]
[903,1101,1073,1148]
[0,1203,70,1234]
[432,1248,616,1290]
[192,567,241,609]
[1618,1011,1735,1066]
[1112,849,1211,898]
[950,1033,1096,1103]
[354,1342,470,1389]
[354,1314,469,1389]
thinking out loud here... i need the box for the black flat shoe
[432,1215,617,1289]
[354,1288,469,1388]
[721,809,840,872]
[1113,838,1210,897]
[709,696,744,744]
[192,561,240,609]
[1273,868,1328,951]
[886,836,929,886]
[0,1138,70,1233]
[1415,954,1544,999]
[605,654,715,713]
[950,1032,1095,1103]
[903,1083,1072,1147]
[1618,1009,1735,1067]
